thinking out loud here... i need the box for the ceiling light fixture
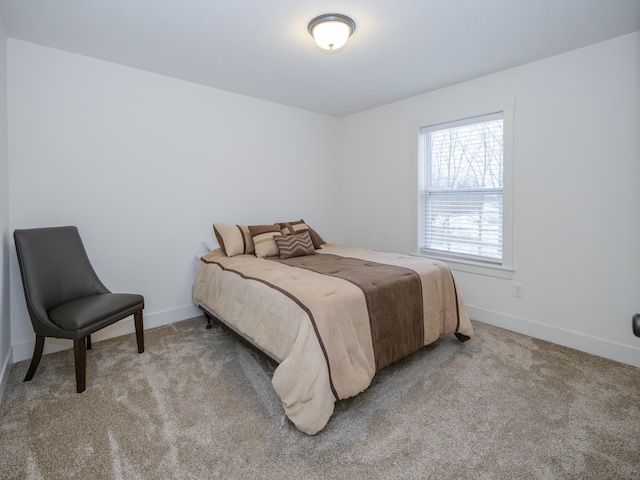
[308,14,356,51]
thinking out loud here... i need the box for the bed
[192,220,473,435]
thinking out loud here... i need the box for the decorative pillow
[274,230,317,260]
[278,219,326,249]
[213,223,254,257]
[248,224,282,258]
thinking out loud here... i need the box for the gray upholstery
[14,226,144,392]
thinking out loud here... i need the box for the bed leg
[203,312,215,330]
[455,332,470,342]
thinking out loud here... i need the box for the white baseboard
[0,346,12,402]
[10,304,202,364]
[467,305,640,368]
[10,303,637,370]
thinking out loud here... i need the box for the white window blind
[419,112,504,263]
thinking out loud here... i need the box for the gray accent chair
[14,226,144,393]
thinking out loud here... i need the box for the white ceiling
[0,0,638,117]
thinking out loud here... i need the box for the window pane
[419,114,504,263]
[429,120,503,190]
[422,191,502,260]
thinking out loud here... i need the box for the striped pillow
[274,230,316,259]
[213,223,254,257]
[248,224,282,258]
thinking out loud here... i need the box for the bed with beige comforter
[192,243,473,435]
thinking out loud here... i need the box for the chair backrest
[14,226,110,334]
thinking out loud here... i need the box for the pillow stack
[213,218,326,259]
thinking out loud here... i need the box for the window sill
[411,253,514,279]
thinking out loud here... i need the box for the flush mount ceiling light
[308,13,356,51]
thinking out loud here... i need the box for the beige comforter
[192,244,473,434]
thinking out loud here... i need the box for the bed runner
[269,254,424,372]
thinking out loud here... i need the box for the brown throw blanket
[269,254,424,372]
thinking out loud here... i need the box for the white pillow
[202,239,219,251]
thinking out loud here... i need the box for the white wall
[337,32,640,367]
[0,20,10,397]
[7,40,340,361]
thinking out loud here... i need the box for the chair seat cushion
[48,293,144,337]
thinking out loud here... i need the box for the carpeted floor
[0,316,638,479]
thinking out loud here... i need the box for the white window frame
[415,103,514,279]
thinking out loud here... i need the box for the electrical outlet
[513,283,524,298]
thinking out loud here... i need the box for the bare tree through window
[420,114,503,261]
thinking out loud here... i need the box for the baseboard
[10,304,202,364]
[11,303,638,369]
[0,345,12,402]
[467,305,640,368]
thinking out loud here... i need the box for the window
[419,111,510,267]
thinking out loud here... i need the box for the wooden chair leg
[74,338,87,393]
[24,335,45,382]
[134,311,144,353]
[86,335,92,350]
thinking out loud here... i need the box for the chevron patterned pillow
[278,219,325,249]
[274,230,317,259]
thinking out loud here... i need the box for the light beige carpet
[0,317,638,479]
